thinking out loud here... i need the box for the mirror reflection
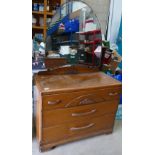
[46,0,102,66]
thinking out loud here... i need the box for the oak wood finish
[40,128,113,152]
[42,114,115,145]
[36,71,121,94]
[37,64,99,75]
[35,68,121,152]
[42,87,121,110]
[44,58,68,69]
[42,101,118,127]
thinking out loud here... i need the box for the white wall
[79,0,110,35]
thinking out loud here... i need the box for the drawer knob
[70,123,94,131]
[109,92,118,96]
[48,100,61,105]
[72,109,96,117]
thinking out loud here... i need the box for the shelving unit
[32,0,64,40]
[46,12,53,15]
[77,29,101,35]
[80,39,102,45]
[78,29,102,65]
[51,30,79,50]
[32,26,45,29]
[32,11,44,15]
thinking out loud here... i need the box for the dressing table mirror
[44,0,103,70]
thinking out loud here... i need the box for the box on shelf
[64,18,79,33]
[67,53,78,64]
[78,49,87,63]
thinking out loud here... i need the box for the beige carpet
[32,120,122,155]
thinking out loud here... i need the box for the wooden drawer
[42,87,121,110]
[42,100,119,128]
[42,113,115,145]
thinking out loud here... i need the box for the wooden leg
[39,146,57,152]
[50,146,57,150]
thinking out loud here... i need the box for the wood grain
[37,64,99,76]
[39,128,113,152]
[42,100,119,127]
[42,87,121,110]
[42,114,115,145]
[35,72,121,94]
[35,70,122,152]
[36,92,42,142]
[44,58,68,69]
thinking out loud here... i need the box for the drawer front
[42,100,119,128]
[42,87,121,110]
[42,114,115,144]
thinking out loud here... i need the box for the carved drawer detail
[42,87,121,110]
[65,94,105,108]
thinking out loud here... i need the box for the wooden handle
[72,109,96,117]
[48,100,61,105]
[70,123,94,131]
[109,92,118,96]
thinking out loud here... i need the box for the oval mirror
[46,0,102,67]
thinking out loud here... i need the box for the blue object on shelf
[65,18,79,33]
[114,74,122,82]
[47,15,79,36]
[47,15,69,36]
[106,72,122,82]
[33,3,39,11]
[34,33,43,42]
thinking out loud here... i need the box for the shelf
[32,26,44,29]
[32,26,47,30]
[46,12,54,15]
[32,11,53,16]
[77,29,101,35]
[32,0,63,39]
[55,40,79,45]
[51,31,78,37]
[80,39,102,45]
[32,11,44,15]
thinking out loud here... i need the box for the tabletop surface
[35,72,122,93]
